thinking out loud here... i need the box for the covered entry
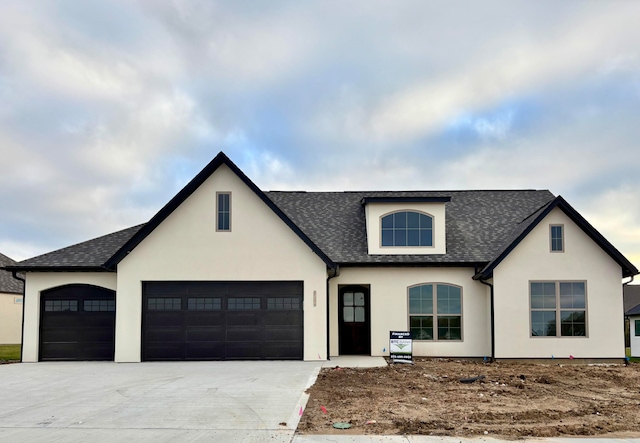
[40,284,116,361]
[142,281,303,361]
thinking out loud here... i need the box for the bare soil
[297,358,640,439]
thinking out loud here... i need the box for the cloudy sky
[1,1,639,274]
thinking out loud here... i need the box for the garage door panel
[264,344,302,359]
[186,327,224,342]
[185,343,224,360]
[142,281,303,361]
[146,327,182,342]
[265,326,302,341]
[226,344,262,359]
[185,311,223,325]
[226,327,262,342]
[40,285,115,361]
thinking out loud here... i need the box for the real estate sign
[389,331,413,363]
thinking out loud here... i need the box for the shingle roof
[0,253,23,293]
[6,225,143,271]
[626,301,640,316]
[266,190,556,265]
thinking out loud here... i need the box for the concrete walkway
[0,361,321,442]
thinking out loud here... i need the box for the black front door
[338,285,371,355]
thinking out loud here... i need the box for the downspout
[326,266,340,361]
[12,271,26,363]
[623,275,634,353]
[478,278,495,362]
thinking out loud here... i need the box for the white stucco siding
[330,267,490,357]
[21,272,117,362]
[493,207,624,359]
[115,164,328,362]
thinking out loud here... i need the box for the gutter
[478,278,495,362]
[326,266,340,361]
[11,271,26,363]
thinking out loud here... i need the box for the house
[623,285,640,350]
[0,253,24,345]
[626,302,640,357]
[4,152,637,362]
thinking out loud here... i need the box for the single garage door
[142,281,303,361]
[40,284,116,361]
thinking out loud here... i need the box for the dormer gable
[362,196,450,255]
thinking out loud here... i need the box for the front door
[338,285,371,355]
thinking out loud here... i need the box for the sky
[1,1,639,276]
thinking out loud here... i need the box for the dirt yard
[297,358,640,439]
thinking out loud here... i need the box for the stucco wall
[115,164,328,362]
[493,207,625,359]
[329,267,490,357]
[0,292,23,344]
[21,273,117,362]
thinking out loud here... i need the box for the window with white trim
[381,211,433,247]
[530,281,586,337]
[408,283,462,340]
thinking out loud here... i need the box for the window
[44,300,78,312]
[187,298,221,310]
[530,281,586,337]
[14,296,23,304]
[550,225,564,252]
[267,297,301,310]
[635,320,640,337]
[228,297,260,310]
[381,211,433,247]
[84,300,115,311]
[148,298,181,310]
[217,192,231,231]
[408,284,461,341]
[342,291,366,322]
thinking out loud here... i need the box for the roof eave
[2,266,112,273]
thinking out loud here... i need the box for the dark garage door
[40,284,116,361]
[142,281,303,361]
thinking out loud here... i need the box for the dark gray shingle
[0,253,23,293]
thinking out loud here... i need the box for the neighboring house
[626,303,640,357]
[0,253,24,345]
[4,152,637,362]
[623,285,640,347]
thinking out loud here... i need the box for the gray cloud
[1,0,639,270]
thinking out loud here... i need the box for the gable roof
[5,153,637,279]
[103,152,336,270]
[474,196,639,280]
[0,253,23,294]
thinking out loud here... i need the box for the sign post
[389,331,413,364]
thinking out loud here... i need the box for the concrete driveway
[0,361,321,442]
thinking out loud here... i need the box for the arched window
[408,283,462,341]
[381,211,433,247]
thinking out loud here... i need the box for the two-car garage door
[142,281,303,361]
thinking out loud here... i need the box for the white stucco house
[3,152,637,362]
[0,253,24,345]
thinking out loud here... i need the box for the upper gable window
[217,192,231,231]
[550,224,563,252]
[381,211,433,247]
